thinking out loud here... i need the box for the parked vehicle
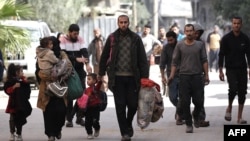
[0,20,52,89]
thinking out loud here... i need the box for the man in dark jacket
[98,15,149,141]
[219,16,250,124]
[159,31,184,125]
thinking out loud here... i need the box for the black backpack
[99,90,107,112]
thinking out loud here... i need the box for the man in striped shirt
[60,24,92,127]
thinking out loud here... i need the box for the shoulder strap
[106,33,114,65]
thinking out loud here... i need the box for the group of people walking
[160,16,249,134]
[3,15,249,141]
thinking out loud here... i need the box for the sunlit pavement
[0,64,249,141]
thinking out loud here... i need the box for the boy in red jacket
[83,73,102,139]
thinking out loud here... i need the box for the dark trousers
[9,114,23,135]
[43,97,66,137]
[85,106,100,135]
[226,69,247,104]
[199,84,206,120]
[113,76,138,136]
[179,75,204,126]
[66,100,83,122]
[66,68,86,122]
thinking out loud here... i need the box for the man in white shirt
[141,24,162,66]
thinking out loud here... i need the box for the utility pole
[132,0,137,29]
[153,0,158,38]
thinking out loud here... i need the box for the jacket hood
[36,46,50,58]
[193,24,204,40]
[193,24,204,35]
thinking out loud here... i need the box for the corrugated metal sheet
[78,16,118,47]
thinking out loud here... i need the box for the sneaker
[121,135,131,141]
[94,129,100,137]
[9,133,15,141]
[66,121,73,127]
[16,135,23,141]
[76,118,85,126]
[48,136,55,141]
[186,125,193,133]
[87,134,94,139]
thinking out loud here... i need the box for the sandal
[224,112,231,121]
[237,119,247,124]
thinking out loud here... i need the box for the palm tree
[0,0,34,59]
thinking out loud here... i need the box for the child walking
[83,73,102,139]
[4,63,32,141]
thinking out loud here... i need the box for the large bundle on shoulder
[46,58,73,98]
[137,78,164,129]
[51,58,72,82]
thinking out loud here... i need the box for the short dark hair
[232,16,242,23]
[171,24,179,29]
[184,24,194,31]
[87,73,97,80]
[144,24,151,28]
[166,31,177,39]
[118,15,129,23]
[40,37,51,48]
[68,24,80,32]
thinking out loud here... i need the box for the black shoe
[65,121,73,127]
[200,120,210,127]
[193,119,200,128]
[176,119,185,125]
[121,135,131,141]
[56,132,61,139]
[76,118,85,126]
[176,114,184,125]
[128,127,134,137]
[191,111,200,128]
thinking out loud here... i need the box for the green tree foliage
[214,0,250,35]
[27,0,87,33]
[0,0,34,58]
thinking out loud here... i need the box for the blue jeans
[168,76,183,118]
[168,76,179,107]
[209,49,219,71]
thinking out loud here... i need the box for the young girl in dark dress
[4,64,32,141]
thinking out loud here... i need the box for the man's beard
[70,37,78,43]
[119,28,129,36]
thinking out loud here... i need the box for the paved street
[0,65,250,141]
